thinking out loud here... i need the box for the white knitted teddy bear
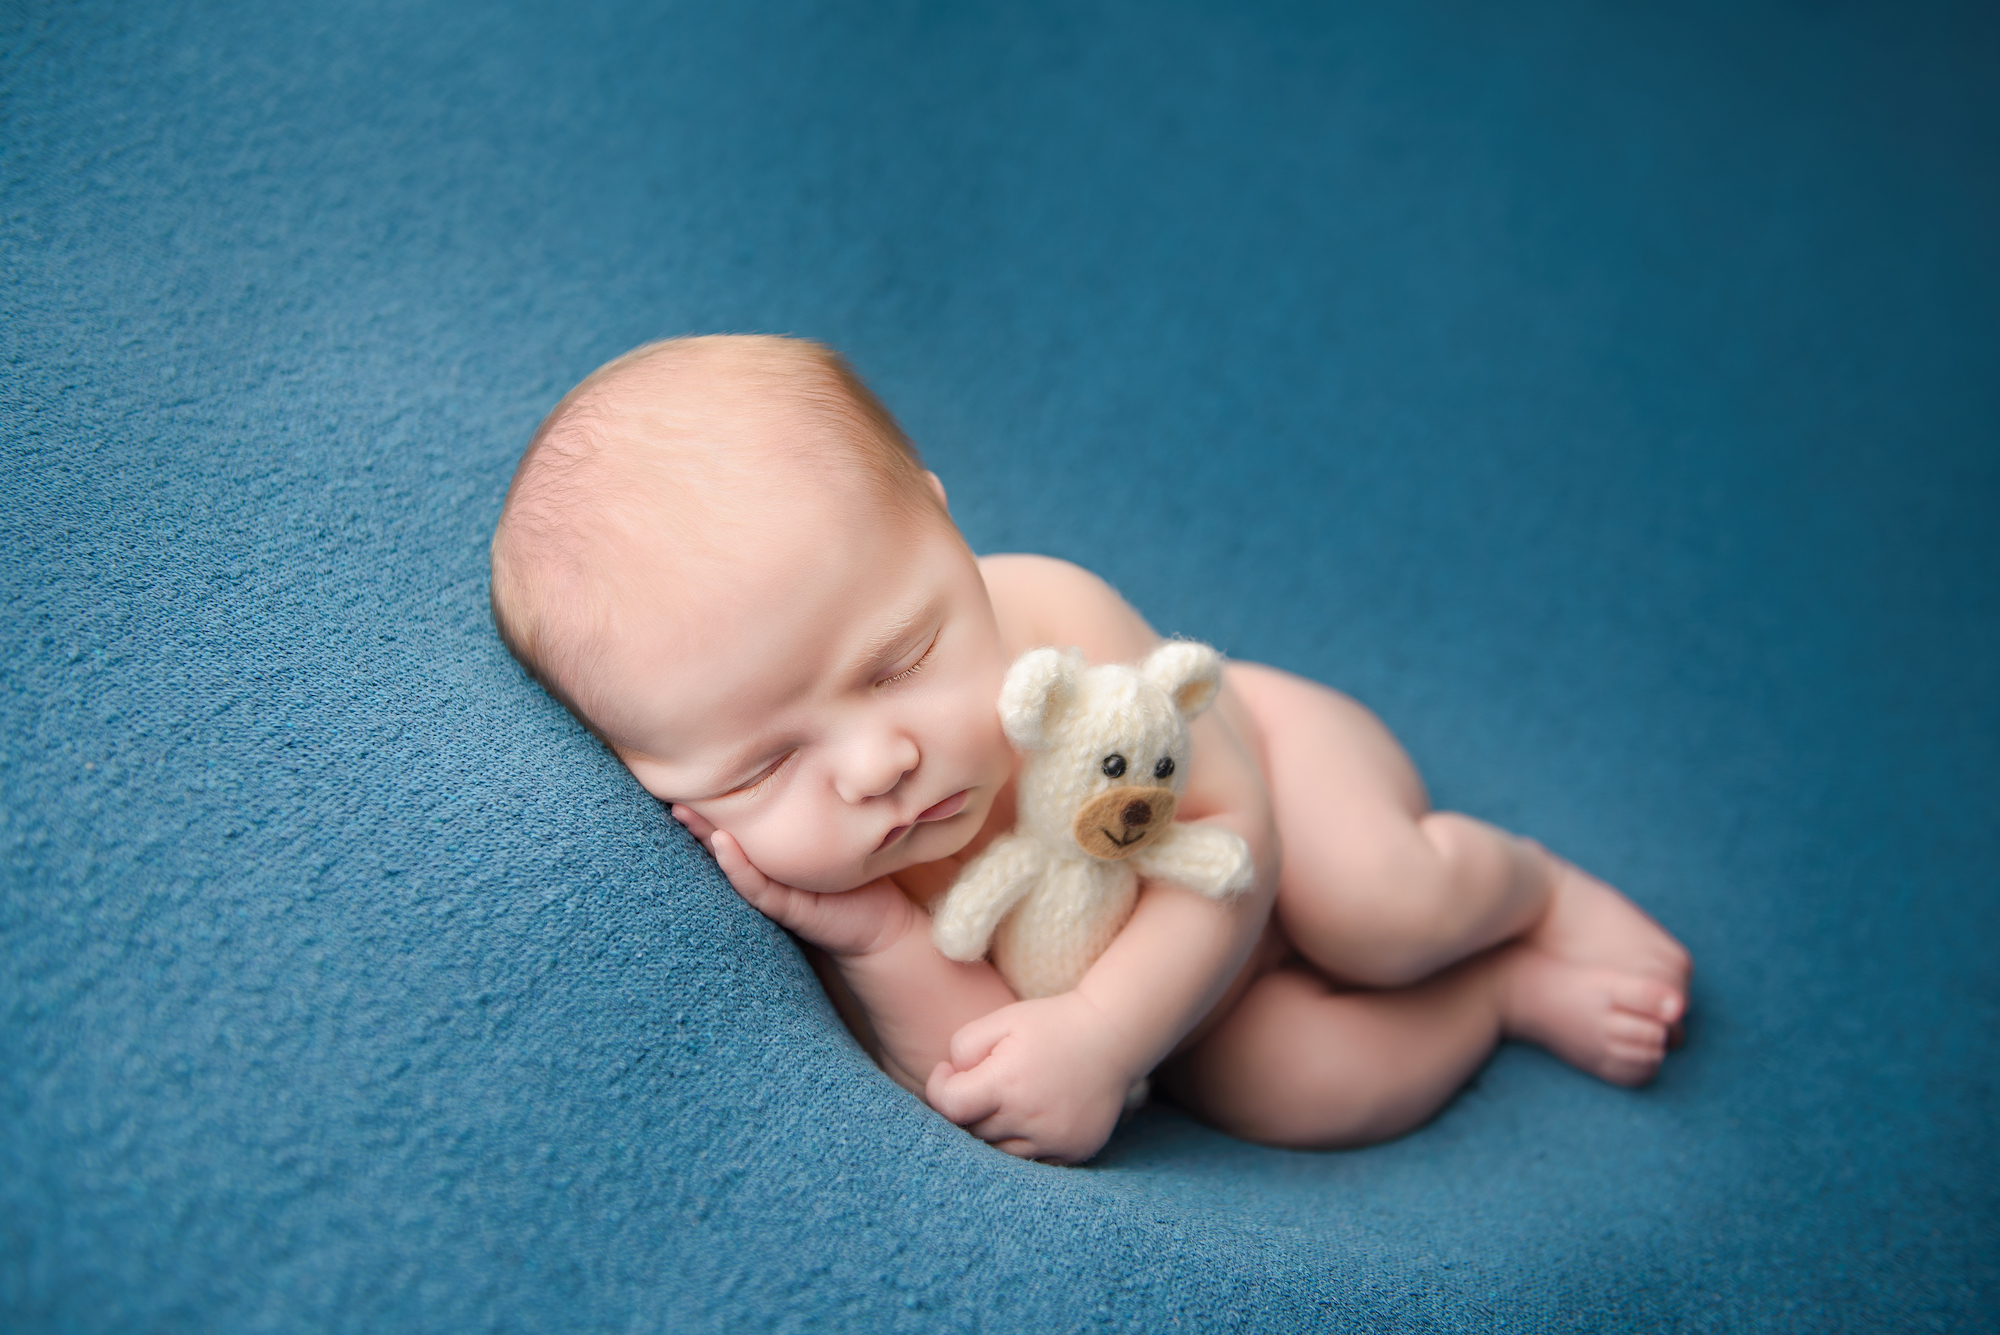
[931,641,1256,1001]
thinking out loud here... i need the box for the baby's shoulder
[976,553,1156,662]
[977,551,1111,597]
[977,553,1124,626]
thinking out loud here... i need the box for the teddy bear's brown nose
[1121,799,1153,828]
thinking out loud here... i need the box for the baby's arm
[677,811,1016,1094]
[925,556,1280,1162]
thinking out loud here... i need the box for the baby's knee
[1330,928,1456,989]
[1277,838,1465,986]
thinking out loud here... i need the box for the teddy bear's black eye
[1153,756,1175,780]
[1101,754,1127,779]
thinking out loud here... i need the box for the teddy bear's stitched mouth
[1071,784,1178,861]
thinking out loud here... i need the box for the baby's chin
[762,846,929,896]
[873,812,983,877]
[761,792,993,894]
[797,813,982,894]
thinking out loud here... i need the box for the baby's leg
[1163,946,1682,1149]
[1229,663,1691,1012]
[1228,663,1554,987]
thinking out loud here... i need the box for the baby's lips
[875,789,971,853]
[916,789,971,824]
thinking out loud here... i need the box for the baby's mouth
[875,789,972,853]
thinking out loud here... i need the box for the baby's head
[491,335,1014,893]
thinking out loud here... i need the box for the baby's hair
[489,334,942,739]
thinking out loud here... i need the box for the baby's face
[601,482,1014,895]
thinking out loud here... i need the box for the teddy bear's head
[997,641,1224,862]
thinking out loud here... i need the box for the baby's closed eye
[724,751,796,797]
[876,627,941,688]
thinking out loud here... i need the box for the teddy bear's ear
[1141,640,1224,720]
[998,647,1083,751]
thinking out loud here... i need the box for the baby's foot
[1521,845,1691,1040]
[1494,945,1681,1087]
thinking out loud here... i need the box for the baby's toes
[1496,948,1687,1090]
[1593,1005,1662,1080]
[1605,1009,1668,1055]
[1609,971,1684,1028]
[1600,1041,1667,1087]
[1641,940,1694,999]
[1596,975,1676,1085]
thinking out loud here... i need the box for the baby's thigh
[1227,663,1444,954]
[1226,662,1429,829]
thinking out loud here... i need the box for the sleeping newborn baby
[488,335,1692,1163]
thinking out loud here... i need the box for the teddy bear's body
[932,642,1255,1001]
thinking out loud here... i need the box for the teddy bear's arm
[930,834,1046,963]
[1130,823,1255,900]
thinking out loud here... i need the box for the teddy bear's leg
[930,835,1043,964]
[991,861,1137,1000]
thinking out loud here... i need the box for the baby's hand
[925,993,1140,1164]
[674,805,914,959]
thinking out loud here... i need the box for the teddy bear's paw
[1134,825,1255,899]
[930,910,991,963]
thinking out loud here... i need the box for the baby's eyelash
[879,629,940,687]
[730,751,793,797]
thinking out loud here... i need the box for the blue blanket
[5,1,1995,1329]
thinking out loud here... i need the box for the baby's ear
[1141,640,1224,720]
[998,647,1084,751]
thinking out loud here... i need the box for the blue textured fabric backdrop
[5,2,1996,1330]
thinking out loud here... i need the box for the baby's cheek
[936,686,1010,771]
[730,805,856,894]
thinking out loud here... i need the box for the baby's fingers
[711,830,805,923]
[710,829,767,892]
[944,1011,1011,1074]
[962,1107,1057,1162]
[927,1061,1004,1129]
[929,1059,1064,1161]
[971,1122,1057,1162]
[671,804,718,853]
[712,833,909,956]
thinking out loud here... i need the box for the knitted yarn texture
[932,642,1255,1000]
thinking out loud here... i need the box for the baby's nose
[838,729,920,803]
[1121,799,1152,828]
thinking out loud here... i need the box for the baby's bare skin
[967,555,1690,1148]
[595,486,1688,1163]
[495,335,1692,1164]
